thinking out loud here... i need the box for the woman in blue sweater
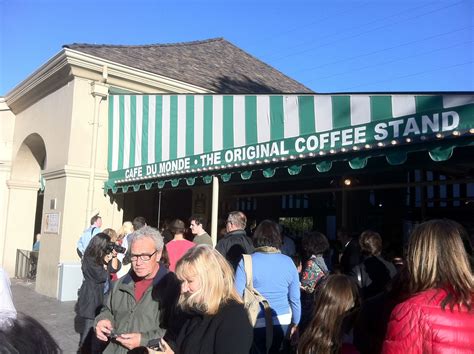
[235,220,301,353]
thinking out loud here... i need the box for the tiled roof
[64,38,313,94]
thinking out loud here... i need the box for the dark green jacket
[95,265,168,354]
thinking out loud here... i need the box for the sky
[0,0,473,95]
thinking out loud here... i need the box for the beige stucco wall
[2,49,210,298]
[0,101,15,267]
[4,78,123,297]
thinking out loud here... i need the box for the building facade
[0,38,311,298]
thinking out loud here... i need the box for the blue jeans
[253,324,290,354]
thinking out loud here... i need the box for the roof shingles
[64,38,313,94]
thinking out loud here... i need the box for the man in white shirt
[76,214,102,258]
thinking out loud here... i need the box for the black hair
[0,313,61,353]
[253,220,282,249]
[132,216,147,230]
[83,233,111,266]
[301,231,330,259]
[189,216,205,227]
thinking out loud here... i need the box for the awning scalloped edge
[103,139,473,195]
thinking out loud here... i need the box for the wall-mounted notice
[44,212,60,234]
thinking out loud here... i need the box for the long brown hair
[298,275,360,354]
[406,219,474,310]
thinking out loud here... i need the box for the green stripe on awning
[118,96,125,170]
[223,96,234,149]
[129,95,136,167]
[142,95,149,164]
[332,96,351,129]
[371,96,392,121]
[204,96,213,153]
[155,96,163,165]
[186,96,194,157]
[169,96,178,160]
[416,95,443,112]
[270,96,284,140]
[245,96,258,145]
[298,95,315,135]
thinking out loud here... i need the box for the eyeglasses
[130,250,158,262]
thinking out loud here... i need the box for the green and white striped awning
[105,93,474,193]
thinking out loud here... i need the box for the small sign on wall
[44,212,60,234]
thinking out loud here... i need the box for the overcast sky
[1,0,472,95]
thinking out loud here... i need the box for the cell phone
[147,338,164,351]
[108,331,120,339]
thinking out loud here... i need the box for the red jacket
[382,288,474,354]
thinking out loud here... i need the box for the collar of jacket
[225,229,247,237]
[120,262,168,287]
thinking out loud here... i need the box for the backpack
[242,254,273,354]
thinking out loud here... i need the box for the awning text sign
[111,104,470,183]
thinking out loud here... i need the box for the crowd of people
[1,211,473,354]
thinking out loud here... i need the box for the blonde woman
[154,244,252,354]
[383,219,474,353]
[298,274,360,354]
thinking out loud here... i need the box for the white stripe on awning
[257,95,270,142]
[177,95,187,158]
[213,96,223,151]
[194,95,204,155]
[123,95,131,169]
[284,95,299,139]
[148,96,156,164]
[234,95,246,147]
[135,95,143,167]
[162,95,170,161]
[392,95,416,118]
[351,95,371,125]
[314,95,332,132]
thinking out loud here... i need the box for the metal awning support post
[157,191,162,230]
[211,176,219,247]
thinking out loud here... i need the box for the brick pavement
[10,279,80,353]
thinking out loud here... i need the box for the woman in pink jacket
[383,219,474,353]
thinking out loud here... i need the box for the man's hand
[95,319,113,342]
[116,332,142,350]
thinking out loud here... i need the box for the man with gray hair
[95,226,170,353]
[216,211,254,271]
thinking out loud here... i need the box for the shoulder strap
[243,254,273,354]
[91,227,96,236]
[243,254,253,288]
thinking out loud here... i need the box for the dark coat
[350,255,397,300]
[176,300,253,354]
[340,238,361,274]
[215,229,254,271]
[77,256,109,319]
[95,264,169,354]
